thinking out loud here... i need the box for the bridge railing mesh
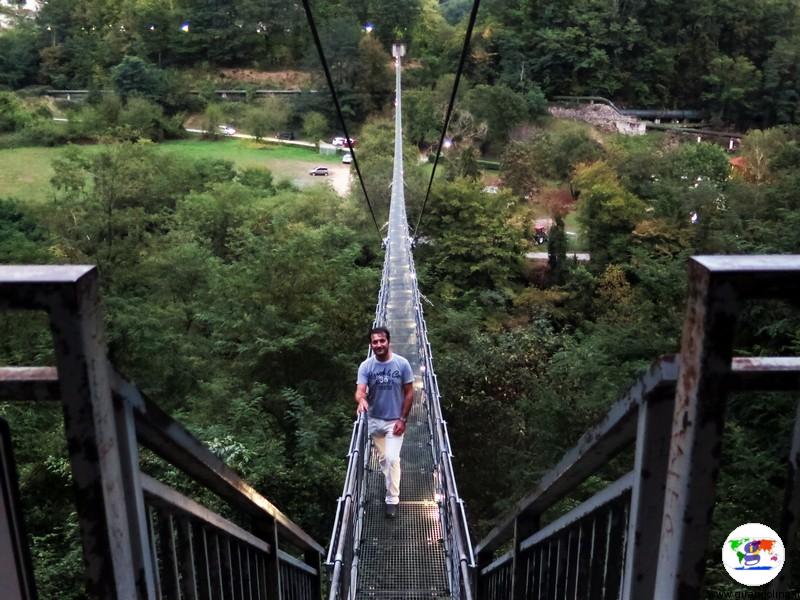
[409,256,476,599]
[326,239,390,600]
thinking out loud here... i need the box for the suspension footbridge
[2,32,800,600]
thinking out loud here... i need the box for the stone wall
[549,103,646,136]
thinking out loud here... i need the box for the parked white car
[342,153,353,164]
[218,125,236,136]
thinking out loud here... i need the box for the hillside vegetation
[1,1,800,596]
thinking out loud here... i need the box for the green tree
[574,161,647,269]
[466,84,528,143]
[763,35,800,124]
[110,56,164,102]
[118,97,167,141]
[302,111,328,142]
[702,55,761,126]
[738,128,789,185]
[548,215,568,286]
[403,89,439,147]
[445,145,481,181]
[526,85,548,113]
[0,24,39,88]
[416,178,524,300]
[354,34,392,114]
[202,103,224,138]
[548,125,604,179]
[668,142,730,184]
[238,168,275,195]
[245,96,291,141]
[501,139,544,199]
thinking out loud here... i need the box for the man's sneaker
[385,504,398,519]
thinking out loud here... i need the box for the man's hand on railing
[356,399,369,414]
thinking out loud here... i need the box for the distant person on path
[355,327,414,518]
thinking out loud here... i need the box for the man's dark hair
[369,326,391,342]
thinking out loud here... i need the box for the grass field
[160,138,343,189]
[0,138,342,204]
[0,145,68,204]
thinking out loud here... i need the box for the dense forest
[2,0,800,597]
[2,0,800,127]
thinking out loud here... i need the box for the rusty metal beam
[0,265,157,599]
[622,381,675,599]
[690,255,800,300]
[0,418,37,600]
[730,357,800,390]
[0,266,96,311]
[654,255,800,600]
[773,398,800,593]
[0,367,59,402]
[5,357,795,404]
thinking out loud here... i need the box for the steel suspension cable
[300,0,382,238]
[412,0,481,241]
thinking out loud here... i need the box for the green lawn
[159,138,337,165]
[0,138,341,205]
[0,145,67,204]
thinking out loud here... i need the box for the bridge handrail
[409,257,476,599]
[2,362,324,554]
[325,238,391,599]
[0,265,323,599]
[475,255,800,599]
[475,356,678,558]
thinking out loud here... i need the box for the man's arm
[401,381,413,419]
[355,383,369,414]
[393,381,414,435]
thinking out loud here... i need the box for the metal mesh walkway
[354,47,450,600]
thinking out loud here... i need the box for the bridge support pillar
[304,548,323,599]
[0,266,157,599]
[511,513,539,600]
[622,382,675,599]
[260,518,282,599]
[654,256,800,598]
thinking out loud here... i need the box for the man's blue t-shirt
[357,354,414,420]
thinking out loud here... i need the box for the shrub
[0,91,32,132]
[17,119,72,146]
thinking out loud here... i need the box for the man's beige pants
[369,418,404,505]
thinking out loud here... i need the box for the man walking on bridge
[356,327,414,518]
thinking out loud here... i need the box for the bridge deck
[355,50,450,599]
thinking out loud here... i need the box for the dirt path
[329,165,352,197]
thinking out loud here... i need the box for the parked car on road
[309,166,329,176]
[218,125,236,136]
[342,153,353,164]
[277,131,295,140]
